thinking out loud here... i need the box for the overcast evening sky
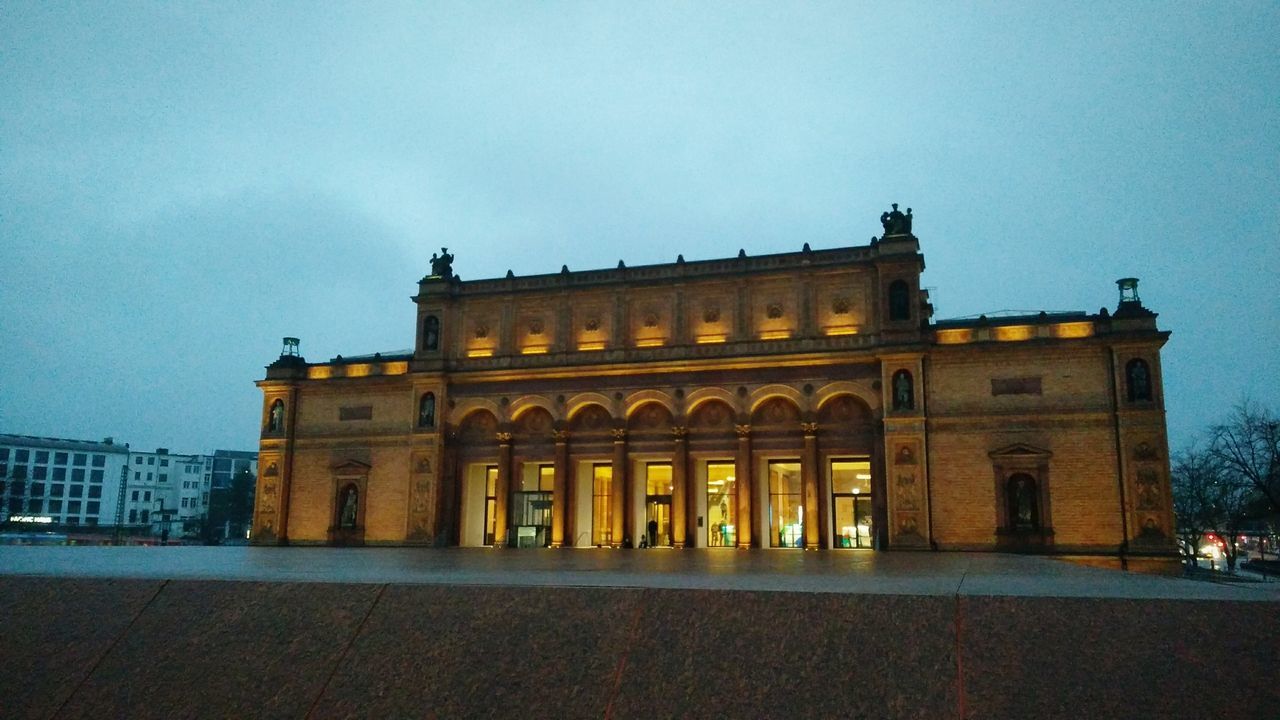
[1,2,1277,455]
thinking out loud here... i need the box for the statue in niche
[892,370,914,411]
[429,247,455,279]
[1008,474,1038,530]
[1127,359,1152,402]
[879,203,913,237]
[418,393,436,428]
[268,400,284,432]
[423,316,439,351]
[338,485,359,529]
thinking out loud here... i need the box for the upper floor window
[418,392,436,428]
[1125,358,1152,402]
[423,315,440,351]
[888,279,910,321]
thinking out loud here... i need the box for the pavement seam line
[50,578,170,720]
[304,582,388,720]
[603,589,648,720]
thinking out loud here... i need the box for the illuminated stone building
[252,208,1176,557]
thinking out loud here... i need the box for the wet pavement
[2,545,1276,600]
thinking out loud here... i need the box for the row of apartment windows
[0,449,107,467]
[2,482,104,499]
[0,467,105,483]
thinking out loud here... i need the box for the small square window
[92,455,105,467]
[68,500,82,514]
[27,498,42,512]
[135,457,143,464]
[140,509,149,523]
[48,499,63,513]
[15,450,29,463]
[86,517,99,526]
[90,469,103,483]
[70,485,84,498]
[89,486,102,499]
[53,467,66,482]
[131,490,139,501]
[30,483,45,497]
[73,453,86,467]
[134,472,141,481]
[144,491,151,502]
[71,469,85,483]
[160,459,169,467]
[0,449,8,461]
[147,457,155,466]
[159,474,168,483]
[87,501,100,515]
[67,516,80,526]
[55,452,67,465]
[33,466,47,480]
[35,451,49,463]
[50,484,65,498]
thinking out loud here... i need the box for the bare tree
[1172,445,1219,568]
[1210,400,1280,514]
[1205,471,1255,573]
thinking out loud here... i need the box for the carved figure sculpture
[892,370,914,411]
[879,203,914,236]
[429,247,455,279]
[268,400,284,432]
[339,486,358,529]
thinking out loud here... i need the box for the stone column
[801,422,820,549]
[734,424,753,548]
[551,429,569,548]
[610,428,628,548]
[672,426,688,548]
[494,431,513,547]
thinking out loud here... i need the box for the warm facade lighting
[466,349,494,358]
[635,339,664,348]
[383,361,409,375]
[824,327,858,337]
[307,366,333,379]
[759,330,791,341]
[994,325,1035,342]
[577,341,606,351]
[1053,322,1094,339]
[696,334,727,344]
[521,346,549,355]
[936,329,972,344]
[345,364,372,377]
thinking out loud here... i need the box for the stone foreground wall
[2,578,1275,719]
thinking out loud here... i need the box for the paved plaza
[2,545,1275,600]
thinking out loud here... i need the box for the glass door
[831,459,873,549]
[706,462,737,547]
[511,464,554,547]
[644,463,673,547]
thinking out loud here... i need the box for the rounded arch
[627,400,675,432]
[566,392,617,421]
[624,390,677,420]
[748,384,807,415]
[684,386,739,415]
[687,397,736,433]
[509,395,560,423]
[814,382,881,414]
[750,395,803,428]
[449,398,503,426]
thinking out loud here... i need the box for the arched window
[888,279,910,321]
[891,369,914,411]
[418,392,436,428]
[337,484,359,530]
[267,399,285,433]
[1007,473,1039,530]
[423,315,440,351]
[1125,358,1152,402]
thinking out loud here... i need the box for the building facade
[0,435,129,532]
[253,211,1176,557]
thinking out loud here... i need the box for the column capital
[671,426,688,439]
[734,424,752,438]
[552,429,570,443]
[496,431,513,444]
[800,421,819,435]
[610,428,628,441]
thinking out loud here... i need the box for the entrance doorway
[644,462,673,547]
[831,459,873,548]
[511,464,554,547]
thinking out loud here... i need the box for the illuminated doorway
[831,459,873,548]
[644,462,673,547]
[706,462,737,547]
[768,460,803,548]
[511,464,553,547]
[591,463,612,546]
[483,465,498,545]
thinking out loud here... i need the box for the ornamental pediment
[331,459,372,474]
[988,443,1052,460]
